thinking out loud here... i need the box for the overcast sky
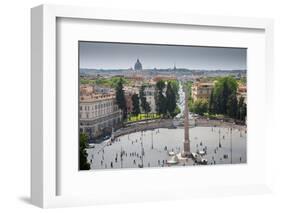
[79,41,247,70]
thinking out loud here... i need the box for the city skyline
[79,41,247,70]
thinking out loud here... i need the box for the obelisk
[182,85,191,157]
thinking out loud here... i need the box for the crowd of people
[87,126,246,170]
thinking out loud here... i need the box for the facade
[237,85,247,103]
[153,75,176,82]
[124,85,157,114]
[143,85,156,113]
[80,85,122,139]
[124,86,139,113]
[191,82,214,101]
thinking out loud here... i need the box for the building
[124,86,139,113]
[237,85,247,103]
[80,85,122,139]
[126,75,144,81]
[191,82,214,101]
[153,75,176,82]
[124,84,157,114]
[143,85,156,113]
[134,59,143,71]
[80,84,94,95]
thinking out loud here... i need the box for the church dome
[134,59,143,71]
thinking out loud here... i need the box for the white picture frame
[31,4,274,208]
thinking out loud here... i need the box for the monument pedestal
[181,141,191,158]
[181,151,191,158]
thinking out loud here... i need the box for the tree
[212,76,238,115]
[169,80,180,101]
[166,82,177,117]
[142,98,151,116]
[79,133,90,170]
[131,94,140,116]
[221,80,229,114]
[237,96,244,120]
[174,105,181,117]
[227,93,238,118]
[139,84,151,116]
[208,90,215,114]
[191,99,208,116]
[155,80,167,115]
[156,80,165,91]
[115,78,127,119]
[139,85,145,100]
[237,96,247,121]
[240,103,247,121]
[186,81,193,101]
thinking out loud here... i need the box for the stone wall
[114,119,174,138]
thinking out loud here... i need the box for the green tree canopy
[211,76,238,116]
[131,93,141,116]
[166,82,177,117]
[227,93,238,118]
[142,98,151,115]
[115,78,127,119]
[191,99,208,116]
[79,133,90,170]
[156,80,165,91]
[237,96,247,121]
[155,80,167,115]
[139,84,151,115]
[169,80,180,100]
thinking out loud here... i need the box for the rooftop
[80,92,115,103]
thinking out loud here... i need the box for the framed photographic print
[31,4,274,208]
[78,41,247,170]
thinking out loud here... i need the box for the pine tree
[237,96,245,120]
[143,98,151,116]
[139,85,147,112]
[166,82,177,117]
[155,80,167,115]
[208,89,214,114]
[241,103,247,121]
[131,94,140,116]
[227,93,238,118]
[115,78,127,119]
